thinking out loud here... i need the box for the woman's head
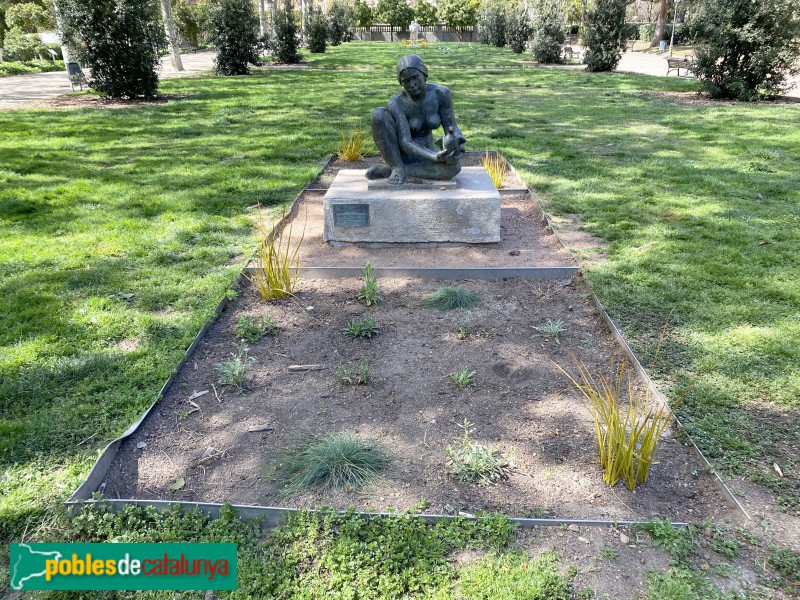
[396,54,428,83]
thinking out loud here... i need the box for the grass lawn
[1,42,798,596]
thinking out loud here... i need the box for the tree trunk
[159,0,184,71]
[650,0,667,47]
[51,0,71,66]
[259,0,267,37]
[581,0,587,31]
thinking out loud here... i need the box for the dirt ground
[103,274,740,527]
[103,158,741,527]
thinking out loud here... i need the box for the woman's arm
[388,95,447,162]
[437,86,466,153]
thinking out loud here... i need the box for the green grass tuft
[215,344,255,390]
[421,286,481,311]
[280,432,391,493]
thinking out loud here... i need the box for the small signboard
[332,204,369,228]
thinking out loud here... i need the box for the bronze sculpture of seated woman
[366,54,467,185]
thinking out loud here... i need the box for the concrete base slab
[323,167,500,244]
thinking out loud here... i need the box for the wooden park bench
[178,40,199,54]
[665,56,695,77]
[625,39,636,52]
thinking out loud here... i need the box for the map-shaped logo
[10,543,63,590]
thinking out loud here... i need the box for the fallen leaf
[136,441,147,450]
[774,463,783,477]
[169,478,185,491]
[188,390,209,401]
[188,400,200,409]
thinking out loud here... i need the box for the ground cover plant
[446,419,510,485]
[0,59,65,77]
[1,42,799,593]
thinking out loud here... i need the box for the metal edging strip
[244,266,579,280]
[64,499,689,530]
[503,156,751,520]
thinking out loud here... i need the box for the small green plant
[450,368,476,389]
[557,359,682,490]
[357,261,383,306]
[280,432,391,493]
[533,319,566,343]
[343,314,381,339]
[245,205,304,302]
[456,326,470,340]
[481,150,507,188]
[458,551,571,600]
[337,125,368,161]
[336,356,372,385]
[215,344,255,390]
[235,315,278,343]
[421,286,481,311]
[446,419,510,485]
[600,545,619,560]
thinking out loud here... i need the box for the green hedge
[0,59,65,77]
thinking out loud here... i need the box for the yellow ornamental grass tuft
[557,358,682,490]
[245,205,305,302]
[481,150,507,189]
[336,125,368,161]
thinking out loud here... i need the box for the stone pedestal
[322,167,501,245]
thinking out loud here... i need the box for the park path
[1,47,797,107]
[0,51,217,107]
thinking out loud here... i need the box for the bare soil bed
[101,157,743,526]
[103,273,739,524]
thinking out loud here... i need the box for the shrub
[343,314,381,339]
[437,0,479,28]
[557,359,682,490]
[0,59,65,76]
[304,5,328,53]
[477,0,506,48]
[505,3,532,54]
[689,0,800,100]
[327,0,353,45]
[61,0,162,98]
[530,0,565,63]
[421,286,481,311]
[270,0,301,64]
[2,27,45,61]
[414,0,437,26]
[280,432,391,493]
[583,0,626,72]
[175,0,210,48]
[209,0,259,75]
[446,420,509,485]
[352,0,374,28]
